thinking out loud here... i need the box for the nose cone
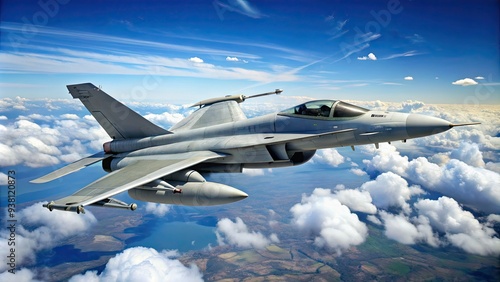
[406,114,452,139]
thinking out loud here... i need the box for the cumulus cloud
[145,203,171,217]
[398,100,425,113]
[363,144,500,214]
[216,217,278,249]
[144,112,186,129]
[290,188,368,254]
[0,96,28,111]
[312,148,345,167]
[449,142,485,167]
[357,52,377,60]
[332,189,377,214]
[361,172,424,214]
[452,78,478,86]
[415,197,500,256]
[69,247,203,282]
[0,100,200,168]
[0,115,7,120]
[404,76,413,81]
[379,211,440,247]
[0,110,109,167]
[0,203,96,272]
[188,57,204,63]
[475,76,484,80]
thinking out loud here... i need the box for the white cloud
[350,168,367,176]
[145,203,171,217]
[404,76,413,81]
[226,56,240,62]
[487,214,500,223]
[363,144,500,214]
[357,52,377,60]
[312,148,345,167]
[398,100,425,113]
[188,57,204,63]
[0,115,7,120]
[2,45,301,83]
[367,215,382,225]
[0,203,96,272]
[216,217,277,249]
[475,76,485,80]
[290,188,368,254]
[361,172,424,214]
[60,113,79,120]
[144,112,186,129]
[0,172,7,185]
[368,53,377,60]
[0,96,27,111]
[379,211,440,247]
[213,0,265,19]
[332,189,377,214]
[449,142,485,167]
[382,50,422,60]
[415,197,500,256]
[0,111,109,168]
[0,268,43,282]
[452,78,478,86]
[69,247,203,282]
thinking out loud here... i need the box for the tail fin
[67,83,171,140]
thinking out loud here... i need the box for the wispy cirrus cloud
[381,50,423,60]
[0,23,306,83]
[0,51,299,83]
[1,22,257,59]
[213,0,266,19]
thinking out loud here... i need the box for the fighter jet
[32,83,479,214]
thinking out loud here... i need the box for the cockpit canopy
[279,100,369,119]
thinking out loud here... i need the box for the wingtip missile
[191,89,284,107]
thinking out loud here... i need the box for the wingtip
[30,178,47,184]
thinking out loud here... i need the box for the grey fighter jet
[32,83,479,214]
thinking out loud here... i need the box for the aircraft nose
[406,114,452,139]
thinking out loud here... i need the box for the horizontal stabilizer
[30,152,112,183]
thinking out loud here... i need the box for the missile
[129,181,248,206]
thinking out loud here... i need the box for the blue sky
[1,0,499,104]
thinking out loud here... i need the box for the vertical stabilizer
[67,83,170,139]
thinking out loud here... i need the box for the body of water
[127,220,217,253]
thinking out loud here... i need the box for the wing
[170,101,247,132]
[45,151,224,213]
[223,128,357,148]
[31,152,112,183]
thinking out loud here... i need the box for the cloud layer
[363,144,500,214]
